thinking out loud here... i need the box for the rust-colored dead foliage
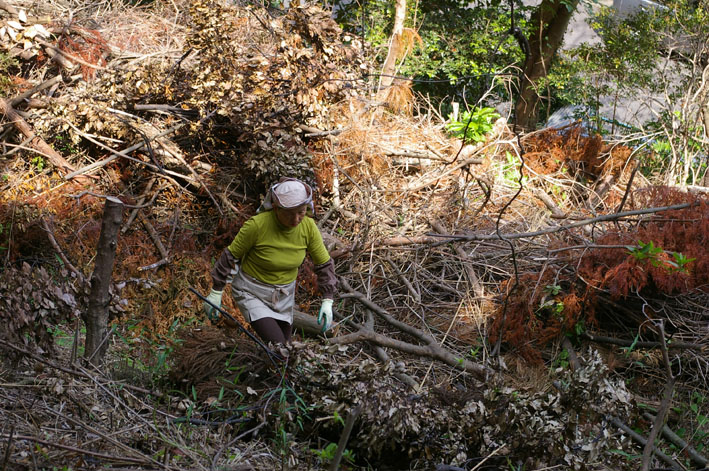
[489,273,597,364]
[523,124,632,180]
[490,186,707,363]
[56,23,110,79]
[579,187,709,298]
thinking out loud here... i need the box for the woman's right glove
[203,289,223,321]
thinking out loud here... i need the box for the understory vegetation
[0,0,708,470]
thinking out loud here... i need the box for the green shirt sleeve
[226,217,258,260]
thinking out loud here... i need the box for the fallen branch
[642,321,676,471]
[334,279,491,379]
[582,332,703,351]
[138,213,170,268]
[331,328,488,377]
[0,98,77,175]
[121,177,159,234]
[0,336,164,399]
[0,434,161,468]
[0,0,17,14]
[63,122,185,180]
[402,154,484,193]
[10,74,81,108]
[532,187,566,219]
[36,38,108,71]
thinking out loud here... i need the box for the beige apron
[231,268,296,324]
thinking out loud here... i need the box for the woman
[203,177,337,344]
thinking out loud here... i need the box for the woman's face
[275,204,307,228]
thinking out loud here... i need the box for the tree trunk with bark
[514,0,579,130]
[84,197,123,365]
[378,0,407,92]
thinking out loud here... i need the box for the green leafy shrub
[445,107,500,144]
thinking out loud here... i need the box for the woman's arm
[314,258,337,298]
[306,218,337,298]
[210,248,240,291]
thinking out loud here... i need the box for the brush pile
[1,0,708,469]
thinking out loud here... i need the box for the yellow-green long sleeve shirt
[211,210,336,298]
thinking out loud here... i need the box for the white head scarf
[258,177,315,215]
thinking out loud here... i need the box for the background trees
[334,0,709,185]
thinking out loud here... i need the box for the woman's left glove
[317,298,333,332]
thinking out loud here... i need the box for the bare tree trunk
[378,0,407,92]
[84,197,123,365]
[514,0,579,130]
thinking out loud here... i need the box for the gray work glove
[203,289,223,322]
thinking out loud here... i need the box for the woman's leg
[251,317,291,344]
[277,319,292,342]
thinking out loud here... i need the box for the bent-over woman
[203,177,337,344]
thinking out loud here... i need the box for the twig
[122,177,158,234]
[429,219,484,298]
[582,332,702,350]
[46,408,164,468]
[138,213,170,264]
[40,218,85,284]
[68,191,154,209]
[471,443,507,470]
[433,202,695,243]
[85,325,116,364]
[138,258,170,271]
[63,122,185,180]
[615,159,641,214]
[385,256,421,303]
[328,404,362,471]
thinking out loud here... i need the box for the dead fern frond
[398,27,423,60]
[382,80,414,115]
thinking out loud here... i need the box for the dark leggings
[250,317,292,345]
